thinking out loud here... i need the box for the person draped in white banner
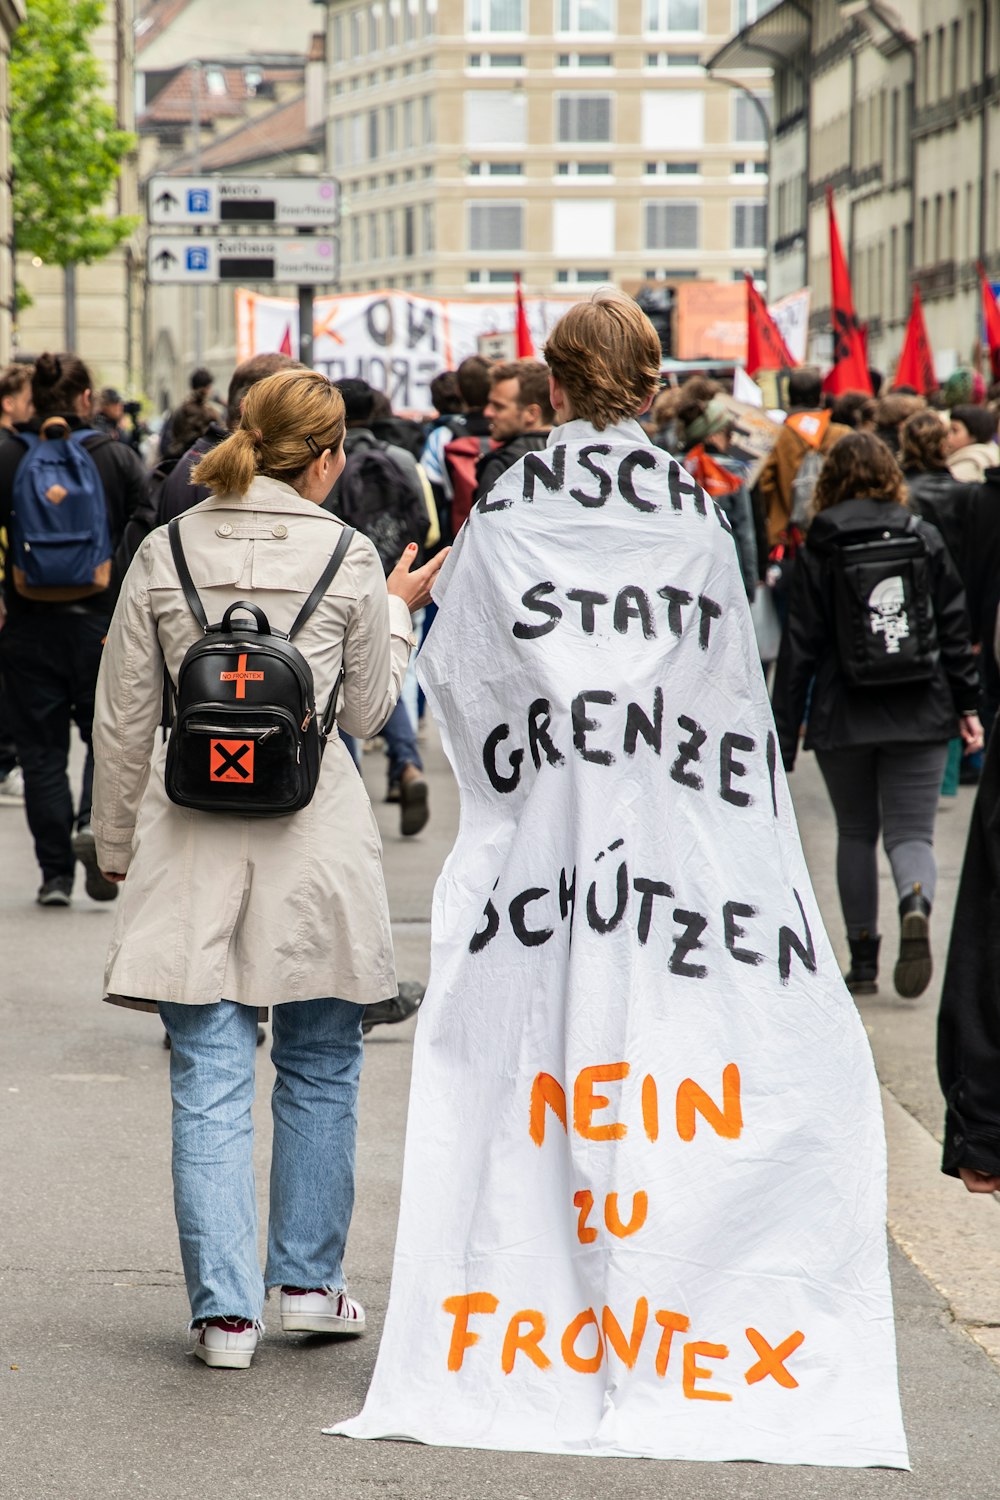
[330,291,908,1468]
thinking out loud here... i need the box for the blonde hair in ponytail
[192,369,346,497]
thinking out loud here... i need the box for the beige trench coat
[91,475,413,1014]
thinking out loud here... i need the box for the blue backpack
[10,420,113,601]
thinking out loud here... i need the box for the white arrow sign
[147,234,340,285]
[148,176,340,228]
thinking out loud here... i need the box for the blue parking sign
[187,189,211,215]
[186,246,210,273]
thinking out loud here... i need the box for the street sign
[148,176,340,228]
[148,234,340,284]
[478,331,516,360]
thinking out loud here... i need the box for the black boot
[894,884,932,999]
[844,933,880,995]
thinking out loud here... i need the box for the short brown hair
[0,363,32,404]
[193,369,346,498]
[813,431,908,514]
[544,289,661,430]
[456,355,491,409]
[31,352,92,419]
[490,358,555,424]
[226,352,304,427]
[899,410,949,473]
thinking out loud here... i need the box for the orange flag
[894,286,937,394]
[823,188,872,395]
[977,262,1000,381]
[685,444,743,499]
[745,273,796,375]
[514,273,535,358]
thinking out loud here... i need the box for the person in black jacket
[900,409,971,566]
[955,463,1000,739]
[772,431,981,999]
[472,358,553,506]
[0,352,149,905]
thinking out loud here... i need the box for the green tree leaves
[10,0,138,267]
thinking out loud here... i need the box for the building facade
[0,0,25,364]
[14,0,142,391]
[323,0,771,297]
[711,0,1000,380]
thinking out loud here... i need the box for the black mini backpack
[163,517,355,817]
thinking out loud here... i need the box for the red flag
[977,262,1000,381]
[685,444,743,499]
[824,188,872,395]
[514,273,535,358]
[894,285,937,395]
[745,273,796,375]
[278,323,293,358]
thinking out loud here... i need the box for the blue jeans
[341,696,423,785]
[158,998,364,1323]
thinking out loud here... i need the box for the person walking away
[443,356,493,535]
[91,369,446,1369]
[157,354,302,524]
[420,370,465,542]
[0,363,33,806]
[954,461,1000,741]
[0,353,149,905]
[943,404,999,483]
[674,378,759,600]
[472,359,553,506]
[772,432,981,999]
[330,378,432,836]
[756,367,852,550]
[91,387,126,440]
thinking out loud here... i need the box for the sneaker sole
[894,911,932,999]
[37,891,72,907]
[845,977,878,996]
[399,781,429,837]
[193,1341,256,1369]
[281,1312,366,1336]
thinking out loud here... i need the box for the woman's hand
[959,713,984,754]
[958,1166,1000,1194]
[387,544,450,613]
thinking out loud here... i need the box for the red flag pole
[745,272,796,376]
[514,273,536,358]
[824,187,872,395]
[894,285,936,395]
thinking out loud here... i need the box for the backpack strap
[167,517,210,632]
[288,525,356,640]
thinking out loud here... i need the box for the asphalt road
[2,732,999,1499]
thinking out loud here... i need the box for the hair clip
[304,434,324,457]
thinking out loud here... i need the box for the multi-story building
[710,0,1000,379]
[322,0,771,298]
[14,0,141,391]
[0,0,25,364]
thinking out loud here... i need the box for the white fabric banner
[769,288,811,366]
[235,288,579,412]
[332,420,908,1468]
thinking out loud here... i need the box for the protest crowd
[4,277,1000,1473]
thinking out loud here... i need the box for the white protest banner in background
[769,288,811,366]
[235,287,579,411]
[331,419,908,1467]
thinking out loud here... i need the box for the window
[385,102,398,153]
[404,206,415,257]
[468,269,522,283]
[469,160,525,175]
[405,0,417,43]
[645,0,701,32]
[403,97,415,148]
[556,93,613,142]
[368,212,379,259]
[557,52,613,67]
[557,1,614,32]
[557,269,610,283]
[351,216,362,263]
[645,51,702,68]
[732,160,767,175]
[350,114,365,166]
[468,52,525,67]
[422,94,434,144]
[557,160,612,174]
[468,0,523,32]
[422,201,435,251]
[466,89,528,145]
[732,200,766,249]
[642,90,704,148]
[350,9,363,57]
[645,160,700,175]
[368,5,379,50]
[387,209,399,258]
[204,67,227,96]
[386,0,399,46]
[733,91,771,143]
[368,109,379,160]
[553,199,615,256]
[733,0,763,25]
[644,200,700,250]
[468,201,524,251]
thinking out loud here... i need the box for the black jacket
[156,424,228,524]
[473,430,549,506]
[772,497,979,769]
[903,467,971,569]
[957,466,1000,653]
[0,416,149,622]
[938,726,1000,1176]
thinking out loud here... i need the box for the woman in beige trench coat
[91,370,445,1369]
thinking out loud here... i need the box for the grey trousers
[814,741,949,938]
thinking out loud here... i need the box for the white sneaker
[0,767,24,805]
[280,1286,366,1335]
[192,1317,261,1369]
